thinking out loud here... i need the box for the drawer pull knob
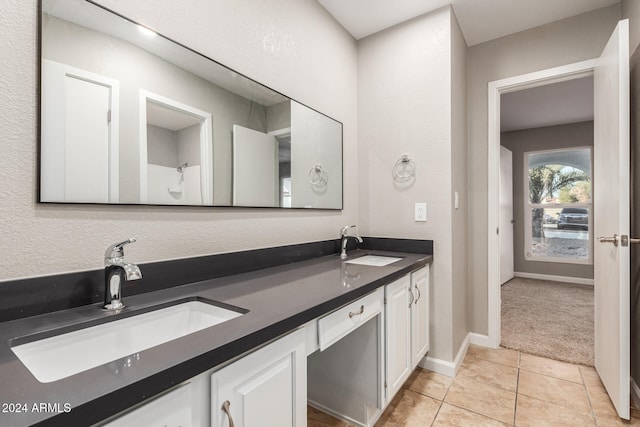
[349,305,365,318]
[222,400,235,427]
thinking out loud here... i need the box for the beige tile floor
[308,345,640,427]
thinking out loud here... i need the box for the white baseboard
[631,377,640,410]
[513,271,593,286]
[469,332,493,348]
[419,333,471,378]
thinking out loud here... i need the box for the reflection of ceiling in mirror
[146,102,201,131]
[42,0,289,107]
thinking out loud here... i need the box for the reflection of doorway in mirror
[281,177,292,208]
[40,60,120,203]
[232,125,279,207]
[139,90,213,205]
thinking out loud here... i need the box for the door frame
[138,90,213,205]
[487,59,597,348]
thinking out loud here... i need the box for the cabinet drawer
[318,288,383,350]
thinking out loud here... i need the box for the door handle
[598,234,619,246]
[222,400,235,427]
[621,235,640,247]
[348,305,364,318]
[599,234,640,247]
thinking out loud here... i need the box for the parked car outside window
[557,207,588,230]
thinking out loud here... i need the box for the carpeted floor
[501,277,594,366]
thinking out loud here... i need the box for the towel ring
[309,164,328,187]
[392,155,415,181]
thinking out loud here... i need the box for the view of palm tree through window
[525,147,592,263]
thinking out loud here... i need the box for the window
[524,147,592,264]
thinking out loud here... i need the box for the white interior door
[499,146,514,284]
[64,76,110,203]
[593,19,630,420]
[41,60,119,203]
[232,125,279,207]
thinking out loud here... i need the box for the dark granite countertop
[0,249,431,426]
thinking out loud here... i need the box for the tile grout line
[513,351,521,426]
[439,357,515,426]
[430,366,455,426]
[442,401,515,425]
[579,366,601,427]
[429,400,444,427]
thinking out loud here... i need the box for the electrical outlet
[414,203,427,222]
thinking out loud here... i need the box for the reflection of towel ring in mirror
[309,164,328,187]
[393,155,416,181]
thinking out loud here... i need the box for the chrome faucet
[340,225,363,259]
[103,238,142,311]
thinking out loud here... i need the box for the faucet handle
[340,225,356,237]
[105,238,137,259]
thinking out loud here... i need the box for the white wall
[466,5,621,335]
[290,101,343,209]
[450,9,469,358]
[0,0,357,280]
[358,6,467,362]
[623,0,640,52]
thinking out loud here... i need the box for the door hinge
[384,381,387,389]
[496,227,499,235]
[107,109,112,123]
[384,298,387,305]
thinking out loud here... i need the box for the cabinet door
[385,275,412,400]
[102,384,192,427]
[211,329,306,427]
[411,266,430,368]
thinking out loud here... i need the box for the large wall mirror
[39,0,343,209]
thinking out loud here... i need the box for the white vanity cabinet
[307,288,385,427]
[99,329,306,427]
[385,265,431,400]
[101,384,193,427]
[97,263,429,427]
[411,265,430,367]
[384,275,413,399]
[210,328,307,427]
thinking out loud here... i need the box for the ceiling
[500,76,594,132]
[317,0,607,132]
[317,0,620,46]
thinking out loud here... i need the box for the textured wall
[358,7,457,361]
[466,5,621,335]
[0,0,357,281]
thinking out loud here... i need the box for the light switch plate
[415,203,427,222]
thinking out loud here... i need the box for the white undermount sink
[345,255,402,267]
[11,299,246,383]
